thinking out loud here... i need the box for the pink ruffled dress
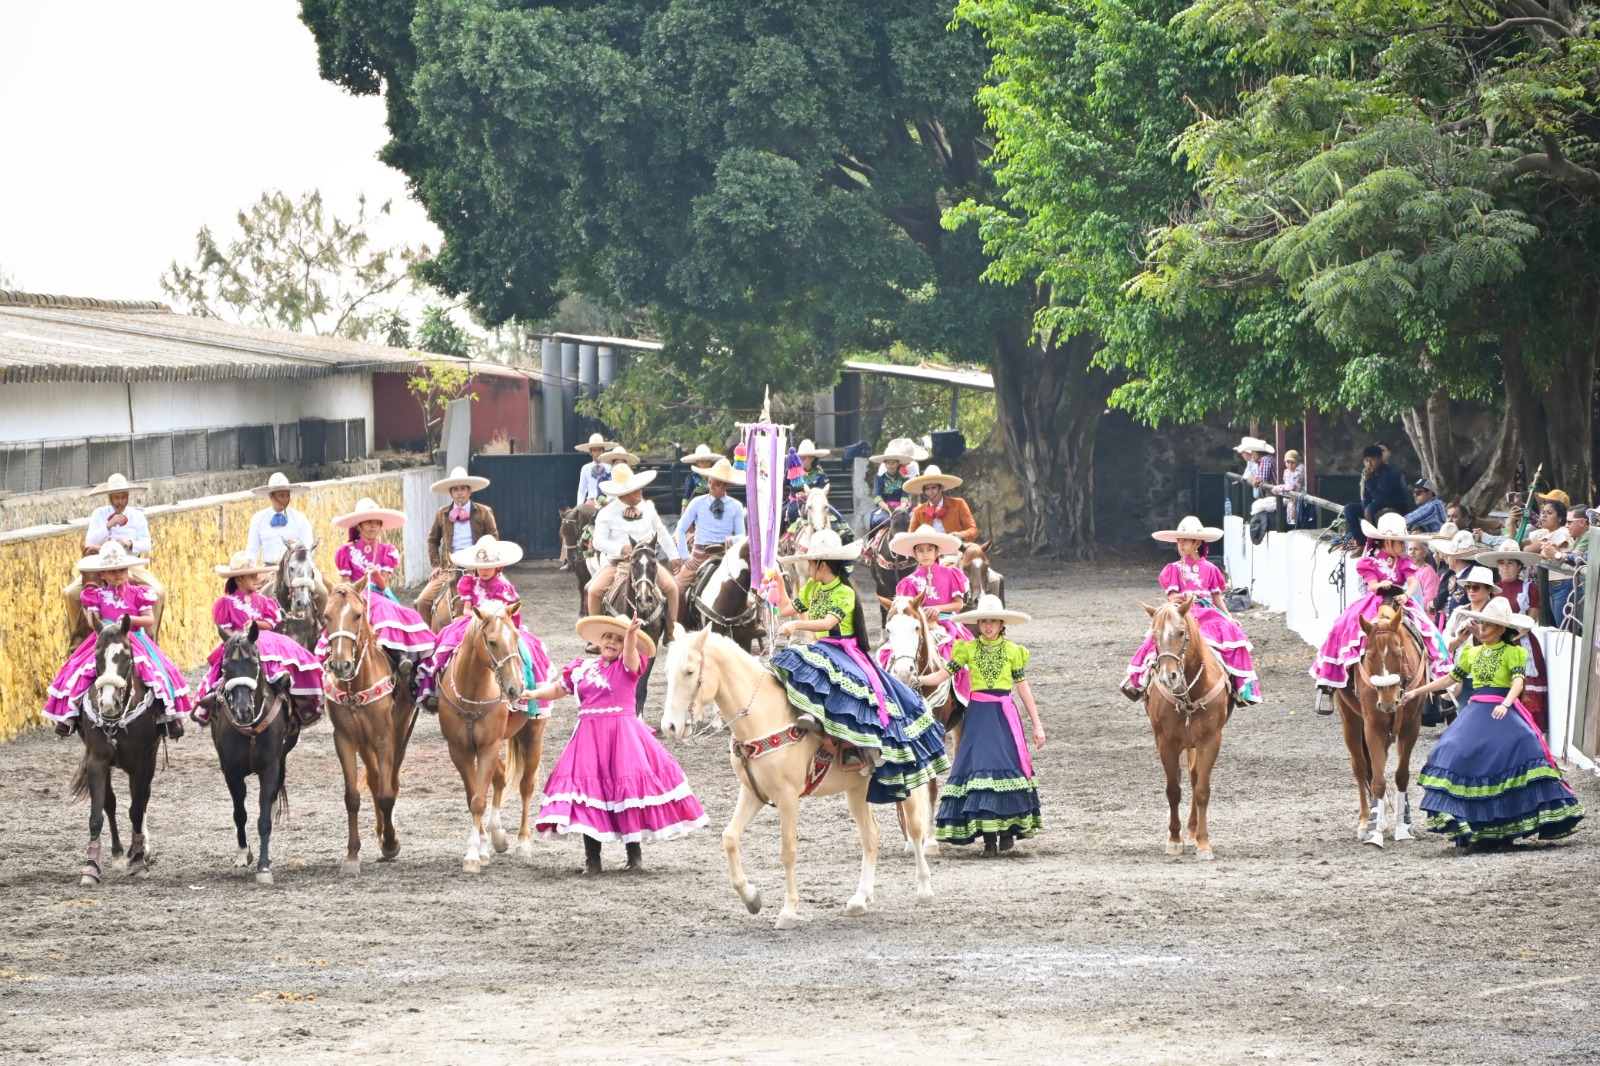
[44,584,192,723]
[417,573,553,716]
[534,655,708,843]
[1126,558,1262,704]
[196,593,325,723]
[324,540,436,656]
[1313,552,1449,688]
[878,563,974,703]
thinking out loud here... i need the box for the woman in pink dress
[324,497,436,667]
[530,614,707,874]
[878,529,974,700]
[194,551,324,728]
[1123,516,1262,706]
[418,535,552,716]
[44,542,191,738]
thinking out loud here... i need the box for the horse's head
[91,615,141,721]
[960,540,995,608]
[469,601,526,704]
[882,592,929,685]
[804,487,830,531]
[559,507,579,543]
[322,584,369,682]
[630,534,659,591]
[1357,612,1410,715]
[280,540,321,609]
[662,625,713,739]
[221,622,267,727]
[1143,597,1197,696]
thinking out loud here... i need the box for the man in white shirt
[65,472,165,640]
[575,432,621,507]
[246,472,315,566]
[586,463,682,632]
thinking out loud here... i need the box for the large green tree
[300,0,1111,556]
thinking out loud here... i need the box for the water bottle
[1223,494,1233,518]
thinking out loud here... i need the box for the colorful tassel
[733,442,748,471]
[785,447,804,485]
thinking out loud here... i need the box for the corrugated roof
[842,359,994,390]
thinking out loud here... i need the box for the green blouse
[946,637,1029,692]
[795,578,855,638]
[1450,641,1528,690]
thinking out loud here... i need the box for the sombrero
[952,593,1031,626]
[450,534,523,570]
[215,550,277,579]
[1233,436,1275,455]
[1152,516,1223,544]
[77,541,148,572]
[333,497,405,531]
[599,447,641,466]
[903,465,963,494]
[680,444,725,466]
[778,528,861,564]
[430,465,489,494]
[600,463,657,497]
[1360,512,1430,543]
[889,528,961,557]
[251,471,309,498]
[1458,596,1534,634]
[575,432,621,454]
[869,437,928,466]
[1429,529,1483,558]
[1458,564,1499,588]
[704,457,745,486]
[574,614,657,657]
[795,439,830,458]
[86,473,147,497]
[1476,550,1544,570]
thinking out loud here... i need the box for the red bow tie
[924,503,946,519]
[449,506,471,522]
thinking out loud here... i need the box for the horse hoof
[1165,842,1183,856]
[127,862,148,879]
[844,898,868,917]
[255,871,274,886]
[1394,824,1414,841]
[902,839,916,856]
[774,911,800,930]
[233,848,254,870]
[743,889,763,915]
[79,873,100,887]
[916,889,935,907]
[513,843,534,864]
[340,860,361,877]
[111,856,128,871]
[1196,849,1215,862]
[922,841,940,857]
[463,860,481,875]
[380,844,401,861]
[491,832,509,854]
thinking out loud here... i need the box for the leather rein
[1152,613,1229,723]
[440,618,524,721]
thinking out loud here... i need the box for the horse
[1334,604,1426,848]
[683,536,764,653]
[865,509,915,622]
[209,623,299,885]
[880,592,962,856]
[427,572,461,634]
[957,540,1004,609]
[273,541,327,652]
[601,533,671,713]
[559,500,600,616]
[661,628,935,929]
[1140,597,1232,860]
[69,616,164,885]
[778,487,834,594]
[320,584,418,875]
[435,601,549,873]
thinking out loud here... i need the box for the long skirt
[195,631,324,724]
[1314,592,1449,688]
[315,590,436,659]
[416,616,553,716]
[876,617,974,705]
[769,637,950,804]
[935,691,1041,844]
[44,629,192,722]
[534,709,708,843]
[1419,690,1584,847]
[1126,599,1261,703]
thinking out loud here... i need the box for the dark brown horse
[866,509,914,622]
[559,500,601,616]
[682,536,763,652]
[600,535,670,714]
[273,541,327,652]
[1334,605,1426,848]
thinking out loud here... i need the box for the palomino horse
[866,509,915,622]
[1334,604,1426,848]
[957,541,1004,610]
[881,592,961,856]
[71,616,163,885]
[273,541,327,653]
[777,487,833,594]
[436,601,549,873]
[321,584,417,874]
[209,624,299,885]
[601,534,671,712]
[661,628,935,930]
[684,536,763,653]
[1141,597,1232,860]
[427,573,461,634]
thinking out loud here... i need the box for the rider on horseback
[245,472,313,568]
[328,497,437,679]
[866,438,923,529]
[415,466,498,624]
[586,464,682,634]
[906,466,978,544]
[880,528,973,670]
[194,551,325,729]
[674,457,746,593]
[782,439,831,526]
[679,444,724,510]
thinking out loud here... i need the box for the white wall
[400,465,448,578]
[0,382,132,441]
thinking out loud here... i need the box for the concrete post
[540,338,560,453]
[560,342,579,451]
[579,344,599,402]
[598,346,617,388]
[814,389,835,448]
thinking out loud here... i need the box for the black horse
[865,509,915,623]
[602,534,671,715]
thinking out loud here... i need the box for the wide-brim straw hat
[1477,550,1543,570]
[869,437,928,466]
[1233,436,1275,455]
[889,528,961,558]
[430,465,489,494]
[779,528,861,564]
[600,463,657,496]
[705,457,745,486]
[1459,564,1499,588]
[1429,529,1482,558]
[953,593,1031,626]
[77,541,149,572]
[574,614,657,657]
[86,473,147,497]
[1360,513,1430,543]
[795,439,830,458]
[575,432,621,454]
[904,465,963,494]
[333,496,406,530]
[451,534,523,570]
[251,471,309,498]
[600,448,641,466]
[215,550,277,579]
[680,444,725,465]
[1153,516,1223,544]
[1459,595,1534,634]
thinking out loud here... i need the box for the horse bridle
[88,636,144,728]
[1152,611,1226,719]
[441,616,524,720]
[324,595,372,686]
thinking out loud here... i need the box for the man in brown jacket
[415,466,499,623]
[906,466,979,543]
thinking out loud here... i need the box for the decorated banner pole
[738,387,792,655]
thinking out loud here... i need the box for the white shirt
[451,519,475,551]
[246,505,315,565]
[86,505,152,555]
[593,499,680,563]
[577,462,611,506]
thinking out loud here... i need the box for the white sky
[0,1,441,302]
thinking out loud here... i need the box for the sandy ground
[3,556,1599,1066]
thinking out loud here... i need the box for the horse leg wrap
[82,840,102,882]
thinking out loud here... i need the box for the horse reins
[222,662,287,758]
[440,618,524,723]
[1153,614,1228,722]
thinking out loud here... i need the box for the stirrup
[1314,687,1334,716]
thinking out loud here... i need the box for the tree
[417,305,472,356]
[406,357,478,459]
[161,189,426,342]
[300,0,1109,557]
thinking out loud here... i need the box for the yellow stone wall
[0,476,407,742]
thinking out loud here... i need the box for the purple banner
[743,420,788,589]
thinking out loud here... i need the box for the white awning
[842,360,993,390]
[549,332,664,351]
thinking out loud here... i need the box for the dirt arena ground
[3,556,1599,1065]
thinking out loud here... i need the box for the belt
[577,705,630,716]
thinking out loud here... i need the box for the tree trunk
[1401,388,1465,498]
[1503,331,1596,504]
[992,320,1113,559]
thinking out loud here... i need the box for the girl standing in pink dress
[324,497,436,670]
[531,614,707,874]
[194,552,325,728]
[1123,516,1262,706]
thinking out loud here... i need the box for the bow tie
[449,506,472,523]
[710,498,725,520]
[924,503,946,519]
[270,512,288,528]
[623,507,641,521]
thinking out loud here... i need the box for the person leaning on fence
[1234,436,1276,497]
[1540,505,1591,629]
[415,466,498,623]
[1273,449,1317,528]
[1404,479,1448,534]
[1341,446,1410,550]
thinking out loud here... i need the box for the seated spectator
[1405,479,1448,533]
[1342,445,1410,550]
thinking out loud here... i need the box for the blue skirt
[936,694,1041,844]
[1419,688,1584,847]
[769,639,949,804]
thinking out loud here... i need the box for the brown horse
[436,601,549,873]
[320,584,417,875]
[559,501,600,616]
[427,572,461,634]
[881,592,960,856]
[957,540,1004,610]
[1141,598,1231,860]
[683,536,764,653]
[1334,606,1426,848]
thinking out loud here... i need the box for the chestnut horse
[436,601,549,873]
[320,584,418,875]
[1334,605,1425,848]
[1141,597,1231,860]
[661,628,935,929]
[957,541,1004,609]
[881,592,960,856]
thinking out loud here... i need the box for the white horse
[661,627,935,929]
[779,487,833,594]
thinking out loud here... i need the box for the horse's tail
[506,721,535,784]
[276,780,290,824]
[70,749,96,802]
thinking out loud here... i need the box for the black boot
[981,832,998,858]
[163,717,185,740]
[999,830,1016,853]
[54,720,74,738]
[581,836,603,876]
[624,841,643,872]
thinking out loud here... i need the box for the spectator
[1407,539,1441,614]
[1480,549,1550,734]
[1405,479,1448,534]
[1429,528,1482,625]
[1541,505,1591,629]
[1274,449,1317,528]
[1518,492,1570,552]
[1234,436,1277,498]
[1342,445,1410,550]
[1442,564,1499,656]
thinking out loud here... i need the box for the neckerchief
[710,497,725,520]
[270,511,288,528]
[924,500,946,518]
[449,505,472,522]
[623,506,641,521]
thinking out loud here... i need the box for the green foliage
[406,357,478,458]
[417,305,472,356]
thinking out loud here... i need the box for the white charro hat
[450,534,523,570]
[1428,529,1482,558]
[1459,564,1499,588]
[680,444,725,466]
[778,527,861,564]
[574,613,657,657]
[251,471,309,498]
[903,465,963,494]
[1476,550,1543,570]
[704,457,746,486]
[1458,596,1534,634]
[1360,512,1430,543]
[599,447,641,466]
[1233,436,1275,455]
[333,496,405,531]
[575,432,622,454]
[77,541,149,572]
[430,465,490,494]
[86,472,147,497]
[215,550,277,579]
[794,439,830,458]
[889,528,961,557]
[600,463,658,497]
[869,437,928,466]
[952,593,1031,626]
[1152,516,1223,544]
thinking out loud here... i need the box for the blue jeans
[1549,579,1577,629]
